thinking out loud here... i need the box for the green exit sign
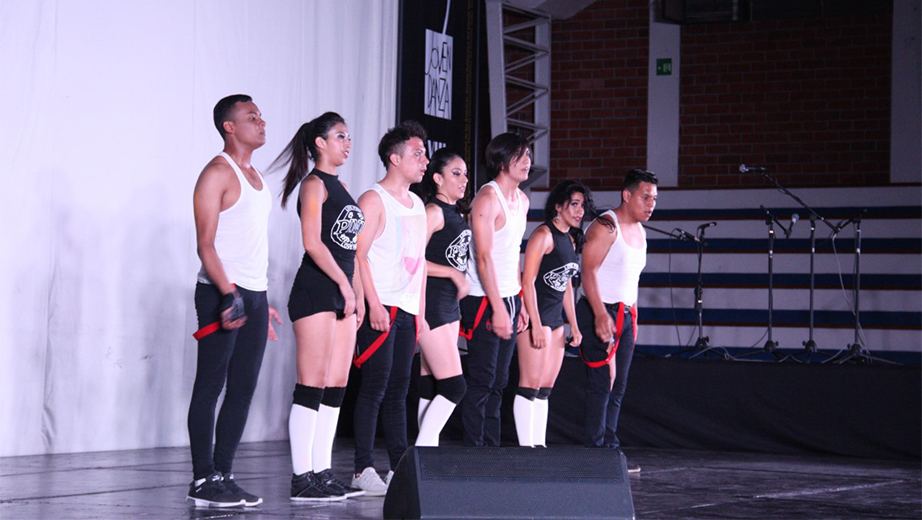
[656,58,672,76]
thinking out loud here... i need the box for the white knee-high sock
[417,398,432,428]
[533,398,549,447]
[513,395,535,447]
[416,395,456,447]
[312,404,340,472]
[289,404,318,475]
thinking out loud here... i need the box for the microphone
[675,229,698,242]
[786,213,800,238]
[697,221,717,230]
[740,164,767,173]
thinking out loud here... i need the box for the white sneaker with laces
[351,467,388,497]
[384,470,394,487]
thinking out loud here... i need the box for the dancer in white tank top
[577,169,658,474]
[459,133,531,447]
[187,95,282,508]
[352,122,429,495]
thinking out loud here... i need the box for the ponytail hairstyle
[544,179,597,253]
[270,112,346,208]
[412,147,471,214]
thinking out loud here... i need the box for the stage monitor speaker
[383,446,634,520]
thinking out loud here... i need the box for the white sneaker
[384,470,394,487]
[351,467,388,497]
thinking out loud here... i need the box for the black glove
[220,291,246,323]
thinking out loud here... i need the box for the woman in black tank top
[514,180,594,447]
[410,148,471,447]
[271,112,366,500]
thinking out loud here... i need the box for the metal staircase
[485,0,551,189]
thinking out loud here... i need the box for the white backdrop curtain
[0,0,398,456]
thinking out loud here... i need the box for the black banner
[396,0,485,177]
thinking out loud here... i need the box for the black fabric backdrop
[342,355,920,460]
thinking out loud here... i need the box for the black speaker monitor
[383,446,635,520]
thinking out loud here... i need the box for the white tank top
[467,181,527,298]
[595,210,646,306]
[197,152,272,291]
[366,184,427,315]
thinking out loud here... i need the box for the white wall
[0,0,398,457]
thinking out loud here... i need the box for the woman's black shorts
[424,277,461,329]
[288,256,352,321]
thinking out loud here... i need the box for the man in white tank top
[351,122,429,495]
[577,169,658,473]
[186,95,282,508]
[459,133,531,447]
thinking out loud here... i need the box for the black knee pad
[516,386,539,401]
[537,387,553,400]
[417,374,437,400]
[437,375,467,405]
[321,386,346,408]
[292,384,323,410]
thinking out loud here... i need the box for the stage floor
[1,440,918,519]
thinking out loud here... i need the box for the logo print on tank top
[543,262,579,292]
[445,229,472,271]
[330,205,365,250]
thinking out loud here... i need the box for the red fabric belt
[192,284,236,341]
[579,303,638,368]
[353,306,400,368]
[459,297,489,340]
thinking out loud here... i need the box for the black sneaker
[316,468,366,498]
[291,471,346,502]
[186,472,244,508]
[627,463,641,474]
[223,473,263,506]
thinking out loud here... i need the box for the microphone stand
[826,212,893,364]
[643,224,726,359]
[738,207,792,361]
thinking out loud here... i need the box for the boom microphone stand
[643,224,726,358]
[826,211,893,364]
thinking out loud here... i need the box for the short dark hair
[213,94,252,139]
[484,132,530,180]
[377,120,428,169]
[623,169,659,193]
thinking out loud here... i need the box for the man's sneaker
[316,468,366,498]
[384,470,394,487]
[186,472,244,508]
[222,473,263,506]
[351,467,388,497]
[627,463,641,474]
[291,471,346,502]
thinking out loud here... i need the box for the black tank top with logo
[425,198,471,297]
[535,222,580,322]
[297,169,365,279]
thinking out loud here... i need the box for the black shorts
[288,256,352,322]
[537,297,566,330]
[425,277,460,329]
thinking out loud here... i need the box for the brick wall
[549,0,650,190]
[549,4,893,189]
[680,14,892,188]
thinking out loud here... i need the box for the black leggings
[459,295,520,447]
[353,307,417,473]
[576,298,634,448]
[188,283,268,480]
